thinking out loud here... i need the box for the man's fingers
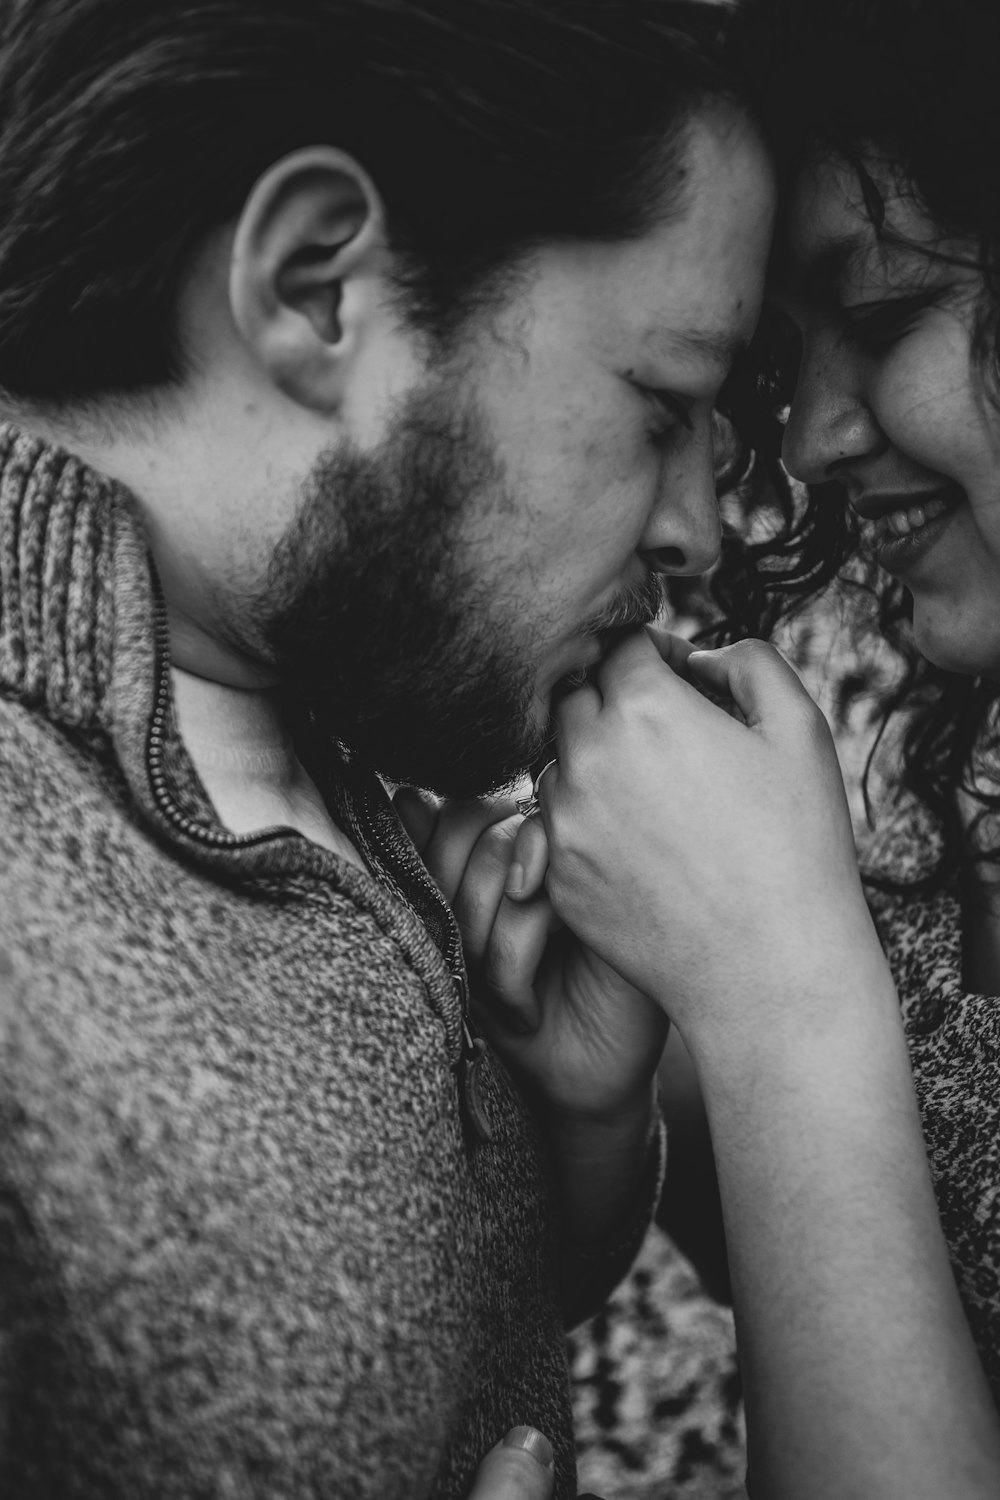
[504,815,549,903]
[686,640,812,730]
[466,1427,555,1500]
[451,815,524,962]
[421,797,520,904]
[475,894,555,1035]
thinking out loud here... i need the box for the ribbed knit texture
[0,427,119,728]
[865,798,1000,1405]
[0,424,577,1499]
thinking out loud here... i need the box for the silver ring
[515,758,558,819]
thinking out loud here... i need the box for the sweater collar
[0,420,158,740]
[0,421,475,1053]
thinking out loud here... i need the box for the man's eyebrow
[646,323,750,373]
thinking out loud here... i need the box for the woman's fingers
[686,640,812,731]
[644,621,700,675]
[587,628,710,717]
[576,630,818,745]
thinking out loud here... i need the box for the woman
[409,2,1000,1495]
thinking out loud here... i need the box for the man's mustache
[584,573,665,636]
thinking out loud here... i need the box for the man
[0,1,773,1495]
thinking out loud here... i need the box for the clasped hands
[395,742,667,1130]
[398,620,883,1110]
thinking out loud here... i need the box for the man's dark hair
[0,0,741,402]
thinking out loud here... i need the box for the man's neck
[171,667,367,872]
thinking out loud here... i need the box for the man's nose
[641,422,721,578]
[782,337,884,485]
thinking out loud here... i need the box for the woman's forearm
[692,974,1000,1500]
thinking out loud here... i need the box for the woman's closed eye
[840,292,941,350]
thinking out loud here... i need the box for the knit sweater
[0,424,579,1498]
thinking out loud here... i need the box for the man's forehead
[642,317,752,376]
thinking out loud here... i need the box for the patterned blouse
[864,797,1000,1402]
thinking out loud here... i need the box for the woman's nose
[782,338,884,484]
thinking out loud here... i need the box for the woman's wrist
[679,944,901,1089]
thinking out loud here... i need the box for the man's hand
[394,789,668,1123]
[465,1425,609,1500]
[395,785,666,1321]
[466,1427,555,1500]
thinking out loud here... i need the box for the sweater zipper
[353,780,493,1146]
[146,589,284,850]
[147,591,492,1144]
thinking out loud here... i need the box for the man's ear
[229,146,387,413]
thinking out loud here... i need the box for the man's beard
[250,378,662,799]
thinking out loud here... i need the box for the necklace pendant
[459,1030,493,1144]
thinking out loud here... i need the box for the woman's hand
[538,629,892,1062]
[532,628,1000,1499]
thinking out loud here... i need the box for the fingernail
[502,1427,554,1470]
[504,860,524,900]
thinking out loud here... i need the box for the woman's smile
[777,153,1000,675]
[851,484,964,575]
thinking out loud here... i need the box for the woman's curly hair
[702,0,1000,894]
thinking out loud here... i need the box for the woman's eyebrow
[791,234,865,301]
[787,229,940,306]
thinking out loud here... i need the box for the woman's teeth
[876,495,951,540]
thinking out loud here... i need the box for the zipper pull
[459,1017,493,1144]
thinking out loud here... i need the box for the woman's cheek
[873,346,969,472]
